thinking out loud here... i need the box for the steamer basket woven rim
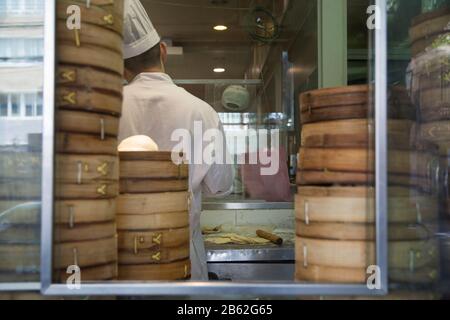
[55,262,118,283]
[411,5,450,26]
[119,151,186,162]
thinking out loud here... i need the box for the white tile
[236,209,295,229]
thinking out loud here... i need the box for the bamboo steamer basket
[300,85,370,124]
[0,244,39,272]
[53,236,117,270]
[118,259,191,281]
[0,225,40,244]
[57,20,122,54]
[295,221,437,241]
[0,152,41,179]
[0,180,40,200]
[0,273,39,284]
[56,86,122,116]
[117,211,189,231]
[410,6,450,56]
[120,179,189,194]
[388,85,416,120]
[57,65,123,96]
[56,181,119,200]
[56,0,124,35]
[0,201,40,225]
[297,147,436,187]
[119,245,190,265]
[296,186,438,225]
[55,262,118,283]
[118,227,190,251]
[117,192,189,215]
[55,199,116,225]
[300,119,414,149]
[295,237,439,283]
[119,151,189,193]
[55,154,118,184]
[56,133,118,156]
[54,222,116,243]
[58,44,123,76]
[57,110,120,137]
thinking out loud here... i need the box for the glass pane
[387,0,449,298]
[0,0,44,284]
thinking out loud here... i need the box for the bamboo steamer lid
[295,237,438,269]
[56,133,118,155]
[56,181,119,200]
[57,110,120,137]
[53,236,117,269]
[118,259,191,281]
[418,87,450,121]
[56,86,122,115]
[117,211,189,231]
[412,33,450,57]
[300,85,370,124]
[118,227,190,251]
[57,20,122,54]
[54,222,116,243]
[55,262,118,283]
[117,192,189,215]
[410,6,450,56]
[120,179,189,194]
[55,154,119,184]
[296,186,438,224]
[57,44,123,76]
[0,180,40,200]
[0,244,39,272]
[301,119,414,149]
[119,245,190,265]
[296,221,437,241]
[55,199,116,225]
[56,0,124,35]
[57,65,122,96]
[0,152,41,179]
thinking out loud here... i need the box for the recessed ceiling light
[213,68,226,73]
[214,25,228,31]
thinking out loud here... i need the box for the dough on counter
[204,233,270,245]
[118,135,159,152]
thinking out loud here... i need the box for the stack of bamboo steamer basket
[410,5,450,282]
[0,152,41,282]
[52,0,125,282]
[295,85,440,284]
[117,151,191,281]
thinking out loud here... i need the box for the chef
[120,0,234,280]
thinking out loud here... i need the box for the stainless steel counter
[203,200,294,211]
[206,244,295,281]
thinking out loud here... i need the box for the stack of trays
[53,0,125,282]
[295,85,440,284]
[0,152,41,282]
[117,152,191,281]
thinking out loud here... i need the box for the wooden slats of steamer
[295,84,440,284]
[117,151,191,281]
[51,0,126,282]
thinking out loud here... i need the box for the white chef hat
[123,0,161,59]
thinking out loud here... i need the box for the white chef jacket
[119,72,234,280]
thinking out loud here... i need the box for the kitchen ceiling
[141,0,260,79]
